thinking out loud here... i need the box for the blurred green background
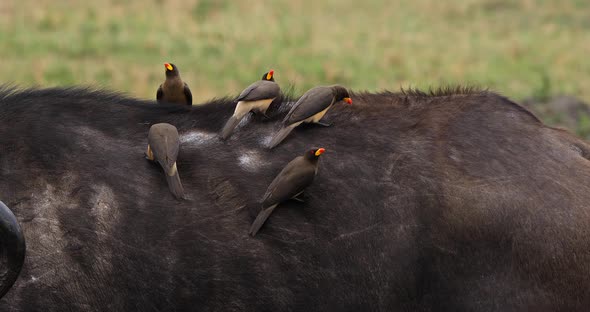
[1,0,589,136]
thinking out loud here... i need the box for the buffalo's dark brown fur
[1,85,590,311]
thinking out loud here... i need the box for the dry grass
[0,0,588,104]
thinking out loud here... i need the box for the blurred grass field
[0,0,589,105]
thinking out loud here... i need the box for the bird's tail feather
[165,170,185,200]
[220,115,242,140]
[248,204,278,236]
[269,124,296,149]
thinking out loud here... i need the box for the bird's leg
[255,108,271,119]
[315,121,332,127]
[248,111,261,120]
[292,192,305,203]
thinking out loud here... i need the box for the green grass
[0,0,589,105]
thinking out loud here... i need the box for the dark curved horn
[0,200,26,299]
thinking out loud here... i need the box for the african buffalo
[1,85,590,311]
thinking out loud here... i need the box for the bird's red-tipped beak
[344,97,352,105]
[266,69,274,80]
[165,63,173,71]
[315,148,326,156]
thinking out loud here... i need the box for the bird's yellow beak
[146,145,154,161]
[344,97,352,105]
[266,69,274,80]
[315,148,325,156]
[165,63,173,71]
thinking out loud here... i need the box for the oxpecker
[156,63,193,105]
[269,85,351,149]
[220,69,281,140]
[249,147,325,236]
[145,123,185,199]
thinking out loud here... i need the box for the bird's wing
[261,157,316,207]
[235,83,257,102]
[156,85,164,101]
[284,87,333,124]
[183,83,192,105]
[148,124,180,171]
[237,81,280,102]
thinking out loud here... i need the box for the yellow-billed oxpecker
[268,85,352,149]
[249,147,326,236]
[220,69,280,140]
[145,123,185,199]
[156,63,193,105]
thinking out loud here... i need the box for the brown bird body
[268,85,352,149]
[157,63,192,105]
[145,123,185,199]
[220,70,280,140]
[248,148,325,236]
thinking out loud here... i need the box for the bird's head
[305,147,326,160]
[164,63,180,77]
[332,85,352,105]
[261,69,275,82]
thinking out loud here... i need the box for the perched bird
[268,85,352,149]
[220,69,281,140]
[145,123,185,199]
[156,63,193,105]
[249,147,326,236]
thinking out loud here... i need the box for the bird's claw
[292,193,305,203]
[316,121,332,127]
